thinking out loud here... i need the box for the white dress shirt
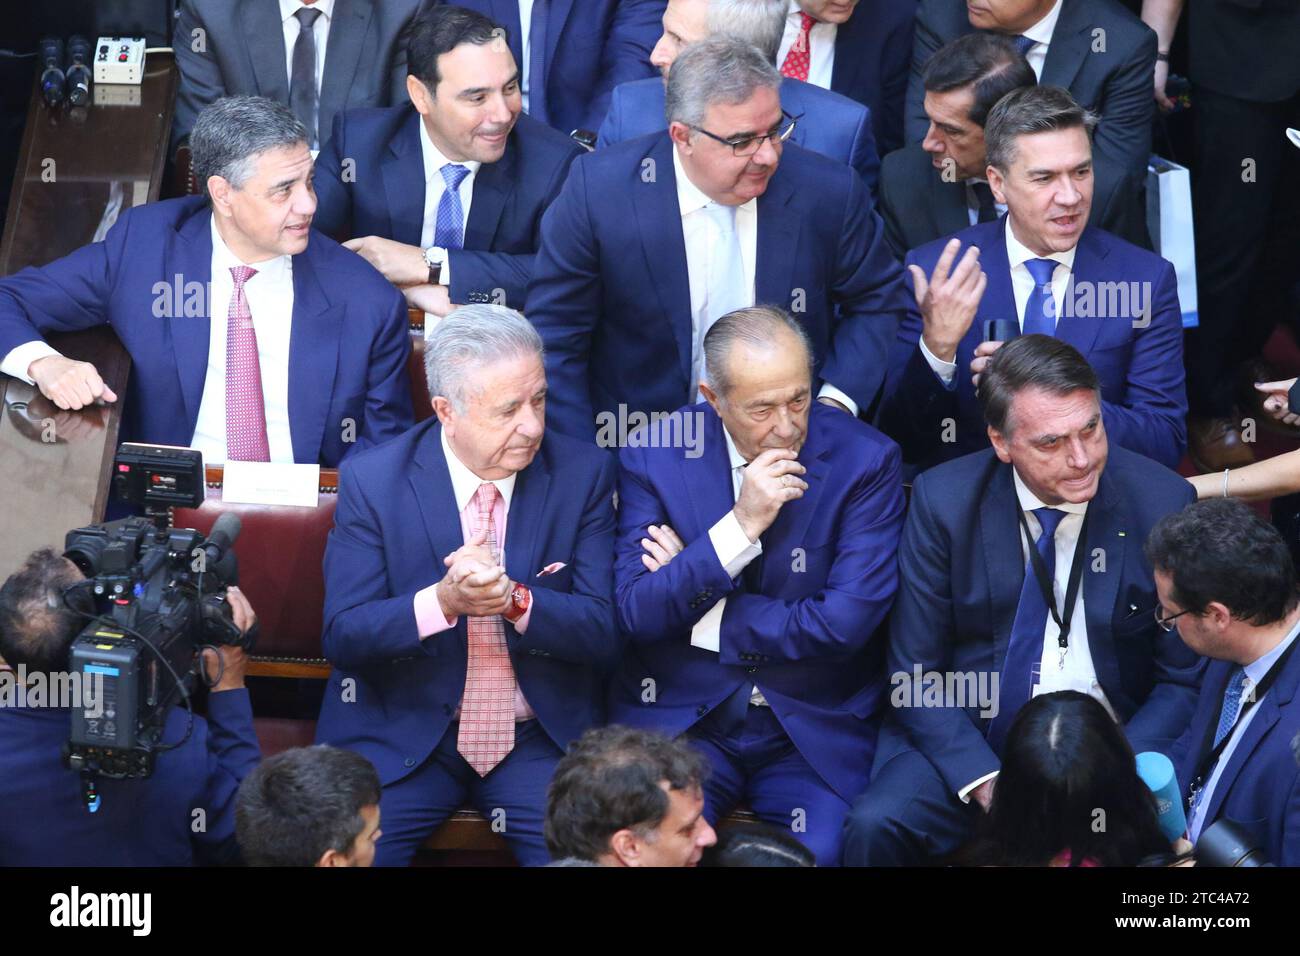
[1188,622,1300,842]
[517,0,537,114]
[920,216,1077,384]
[1017,0,1063,80]
[280,0,334,94]
[418,118,481,287]
[777,1,837,89]
[190,214,297,465]
[672,145,859,413]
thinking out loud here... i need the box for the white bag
[1146,156,1198,328]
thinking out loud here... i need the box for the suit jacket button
[747,666,757,674]
[696,705,708,717]
[403,758,416,768]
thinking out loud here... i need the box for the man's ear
[207,176,233,216]
[432,395,454,429]
[1205,600,1235,631]
[988,425,1012,464]
[608,829,641,867]
[697,381,723,416]
[316,848,348,867]
[406,74,433,114]
[986,163,1007,205]
[668,121,693,154]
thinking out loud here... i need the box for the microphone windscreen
[1136,751,1187,843]
[208,512,242,554]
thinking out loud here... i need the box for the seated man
[237,745,383,867]
[0,96,413,468]
[530,36,909,443]
[544,726,718,867]
[1148,500,1300,866]
[0,550,259,865]
[315,305,619,866]
[610,306,906,865]
[313,6,584,316]
[598,0,882,195]
[878,33,1148,258]
[843,335,1204,866]
[878,85,1186,472]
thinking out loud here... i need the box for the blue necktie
[433,163,471,250]
[528,0,550,125]
[695,202,750,396]
[986,506,1065,751]
[1213,666,1248,749]
[1012,34,1036,56]
[1022,258,1058,337]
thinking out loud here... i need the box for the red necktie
[780,12,816,82]
[456,482,518,776]
[225,265,271,462]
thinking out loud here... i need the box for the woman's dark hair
[702,823,815,867]
[961,692,1171,867]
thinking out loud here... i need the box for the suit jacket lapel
[762,417,832,590]
[633,137,693,392]
[546,0,577,65]
[381,110,427,246]
[171,206,215,436]
[830,15,866,96]
[934,178,970,239]
[1040,1,1092,92]
[286,246,344,464]
[319,0,371,126]
[242,0,290,100]
[411,422,466,570]
[464,132,516,251]
[505,445,551,580]
[980,462,1027,668]
[1054,227,1107,356]
[1082,468,1126,694]
[490,0,524,64]
[755,171,800,321]
[686,408,742,550]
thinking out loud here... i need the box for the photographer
[0,548,260,865]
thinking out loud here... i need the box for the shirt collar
[209,213,291,281]
[280,0,334,23]
[671,144,758,222]
[418,118,483,184]
[1244,616,1300,684]
[1005,216,1077,273]
[440,425,517,513]
[722,425,748,472]
[1022,0,1063,46]
[1012,467,1088,517]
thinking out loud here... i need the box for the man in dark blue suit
[0,550,260,865]
[314,6,583,315]
[0,97,413,468]
[315,305,619,866]
[530,36,909,444]
[610,307,906,865]
[878,86,1186,473]
[1148,500,1300,867]
[843,335,1204,866]
[446,0,666,135]
[597,0,881,195]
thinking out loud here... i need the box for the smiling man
[844,334,1203,866]
[878,84,1187,474]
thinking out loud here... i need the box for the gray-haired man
[528,34,909,444]
[315,304,620,866]
[0,95,413,467]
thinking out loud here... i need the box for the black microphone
[39,37,66,108]
[65,35,92,107]
[203,512,242,568]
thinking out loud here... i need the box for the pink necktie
[457,482,517,776]
[225,265,271,462]
[781,12,816,82]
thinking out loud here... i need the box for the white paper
[221,461,320,508]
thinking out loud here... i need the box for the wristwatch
[422,246,445,285]
[503,582,531,624]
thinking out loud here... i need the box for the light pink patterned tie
[780,12,815,82]
[225,265,271,462]
[456,482,517,776]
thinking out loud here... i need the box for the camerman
[0,549,260,865]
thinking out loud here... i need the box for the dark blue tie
[528,0,550,126]
[433,163,471,250]
[986,506,1065,751]
[1022,258,1058,337]
[1012,34,1036,56]
[1213,666,1248,749]
[290,7,323,148]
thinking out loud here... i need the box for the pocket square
[537,562,568,577]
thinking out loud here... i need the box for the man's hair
[704,305,813,395]
[424,304,544,412]
[544,726,708,862]
[407,5,504,93]
[665,35,781,129]
[0,549,89,676]
[984,85,1098,171]
[922,33,1037,128]
[703,823,816,866]
[1145,499,1300,627]
[707,0,789,64]
[236,745,381,866]
[190,96,308,199]
[977,334,1099,436]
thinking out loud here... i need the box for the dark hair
[922,33,1037,128]
[407,6,506,94]
[702,823,815,867]
[0,549,89,676]
[1146,499,1300,627]
[978,334,1099,435]
[985,84,1098,171]
[236,746,381,866]
[544,726,708,862]
[962,692,1171,867]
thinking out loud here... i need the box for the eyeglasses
[1154,606,1190,632]
[688,111,802,156]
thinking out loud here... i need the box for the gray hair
[706,0,789,63]
[665,35,781,129]
[424,304,544,411]
[190,96,309,199]
[984,85,1099,171]
[704,305,813,395]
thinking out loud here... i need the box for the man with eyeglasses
[529,35,909,444]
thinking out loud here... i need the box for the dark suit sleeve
[877,152,911,260]
[876,2,916,156]
[510,452,623,669]
[887,472,1001,793]
[312,111,353,240]
[355,284,415,454]
[528,157,601,441]
[595,83,626,148]
[847,104,883,199]
[902,0,943,145]
[1091,26,1157,178]
[581,0,663,132]
[190,688,260,866]
[172,0,226,151]
[446,143,584,311]
[1096,168,1152,250]
[718,443,905,665]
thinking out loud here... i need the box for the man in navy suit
[843,335,1204,866]
[0,97,413,468]
[597,0,881,195]
[314,6,583,315]
[446,0,666,135]
[1148,500,1300,866]
[0,550,260,866]
[775,0,917,155]
[315,305,619,866]
[878,85,1186,473]
[610,306,906,865]
[530,36,910,444]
